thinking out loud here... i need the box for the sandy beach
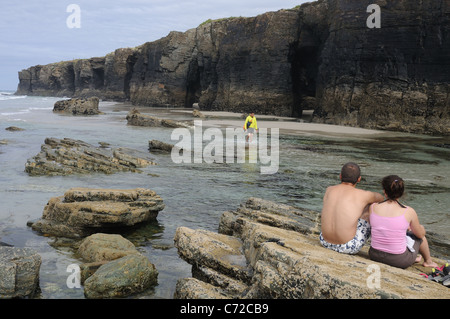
[169,109,396,138]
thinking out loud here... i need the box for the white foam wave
[0,93,27,101]
[0,111,28,116]
[0,106,52,117]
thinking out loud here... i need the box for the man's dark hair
[340,162,361,184]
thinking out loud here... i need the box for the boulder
[78,233,140,262]
[148,139,181,153]
[28,188,165,238]
[53,97,101,115]
[83,254,158,299]
[192,109,205,118]
[5,126,25,131]
[0,247,41,298]
[174,198,450,299]
[0,241,13,247]
[77,233,158,299]
[126,109,192,128]
[25,137,156,176]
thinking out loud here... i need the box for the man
[243,112,258,143]
[320,162,384,254]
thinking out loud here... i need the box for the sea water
[0,91,449,298]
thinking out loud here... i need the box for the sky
[0,0,313,91]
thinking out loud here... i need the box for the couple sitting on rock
[320,162,438,269]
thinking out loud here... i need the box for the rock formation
[53,97,101,115]
[15,0,450,135]
[17,48,137,100]
[0,247,42,298]
[5,126,25,131]
[313,0,449,135]
[148,139,180,153]
[174,197,450,299]
[126,109,192,128]
[78,233,141,263]
[84,254,158,298]
[28,188,165,238]
[192,109,206,118]
[25,137,156,176]
[77,233,158,299]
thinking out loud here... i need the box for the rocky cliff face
[17,48,136,101]
[315,0,450,135]
[16,0,449,134]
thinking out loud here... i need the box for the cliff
[16,0,450,135]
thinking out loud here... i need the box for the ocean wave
[28,107,53,111]
[0,106,52,116]
[0,92,27,101]
[0,111,28,116]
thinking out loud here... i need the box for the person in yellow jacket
[243,112,258,143]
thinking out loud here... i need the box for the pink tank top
[370,204,410,254]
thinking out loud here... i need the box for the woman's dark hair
[382,175,405,200]
[340,162,361,184]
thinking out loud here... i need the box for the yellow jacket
[244,116,258,130]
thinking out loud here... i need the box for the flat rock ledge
[25,137,156,176]
[126,109,192,129]
[77,233,158,298]
[149,139,181,153]
[0,247,42,298]
[53,97,101,115]
[174,197,450,299]
[5,126,25,131]
[28,188,165,238]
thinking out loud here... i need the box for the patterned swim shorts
[319,219,371,255]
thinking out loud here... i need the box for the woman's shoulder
[399,205,418,224]
[369,202,382,216]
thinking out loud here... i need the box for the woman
[369,175,438,269]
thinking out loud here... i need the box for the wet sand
[169,109,392,138]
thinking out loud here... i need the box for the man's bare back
[321,183,384,244]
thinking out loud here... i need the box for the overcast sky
[0,0,313,90]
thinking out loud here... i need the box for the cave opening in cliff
[185,59,202,108]
[67,64,76,94]
[290,45,319,118]
[124,54,138,100]
[92,68,105,90]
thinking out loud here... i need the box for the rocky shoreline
[28,187,165,238]
[174,197,449,299]
[15,0,450,135]
[1,187,164,299]
[25,137,156,176]
[1,103,448,299]
[53,97,102,115]
[4,194,448,299]
[126,109,193,129]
